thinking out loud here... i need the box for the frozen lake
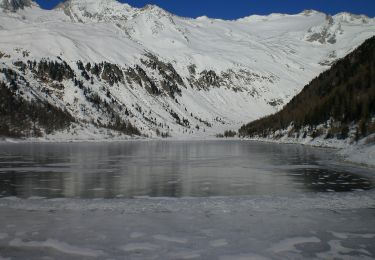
[0,140,373,198]
[0,140,374,259]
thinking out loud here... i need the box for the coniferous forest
[239,36,375,141]
[0,82,74,137]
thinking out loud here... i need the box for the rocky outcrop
[0,0,32,12]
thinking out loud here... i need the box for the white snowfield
[0,0,375,140]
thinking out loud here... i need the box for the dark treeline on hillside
[0,82,74,137]
[239,36,375,141]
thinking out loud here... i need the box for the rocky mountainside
[239,36,375,143]
[0,0,33,12]
[0,0,374,139]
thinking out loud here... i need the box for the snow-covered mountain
[0,0,374,139]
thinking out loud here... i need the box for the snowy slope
[0,0,375,138]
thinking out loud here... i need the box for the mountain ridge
[2,0,374,21]
[0,1,374,139]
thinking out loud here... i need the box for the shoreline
[1,188,375,212]
[244,136,375,168]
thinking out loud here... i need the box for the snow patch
[8,238,104,257]
[269,236,321,253]
[210,239,228,247]
[153,234,188,244]
[317,240,372,258]
[120,242,159,252]
[168,250,201,259]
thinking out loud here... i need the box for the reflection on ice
[0,141,373,198]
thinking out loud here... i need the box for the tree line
[239,36,375,141]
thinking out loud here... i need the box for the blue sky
[36,0,375,19]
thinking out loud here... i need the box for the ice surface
[168,250,202,259]
[209,239,228,248]
[129,232,144,239]
[120,242,159,252]
[219,254,270,260]
[0,142,373,259]
[249,134,375,168]
[317,240,373,259]
[0,233,8,240]
[331,232,375,239]
[153,234,188,244]
[269,236,321,253]
[0,189,374,259]
[0,141,373,199]
[8,238,104,257]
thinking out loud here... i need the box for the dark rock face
[198,70,221,88]
[101,62,124,86]
[1,0,32,12]
[141,53,184,97]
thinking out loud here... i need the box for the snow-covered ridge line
[4,0,374,21]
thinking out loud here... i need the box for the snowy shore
[245,134,375,168]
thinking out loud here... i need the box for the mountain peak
[56,0,136,22]
[142,4,167,13]
[55,0,176,25]
[58,0,131,11]
[0,0,36,12]
[334,12,371,24]
[300,9,324,16]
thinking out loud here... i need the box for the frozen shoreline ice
[245,135,375,168]
[1,189,375,213]
[0,191,374,259]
